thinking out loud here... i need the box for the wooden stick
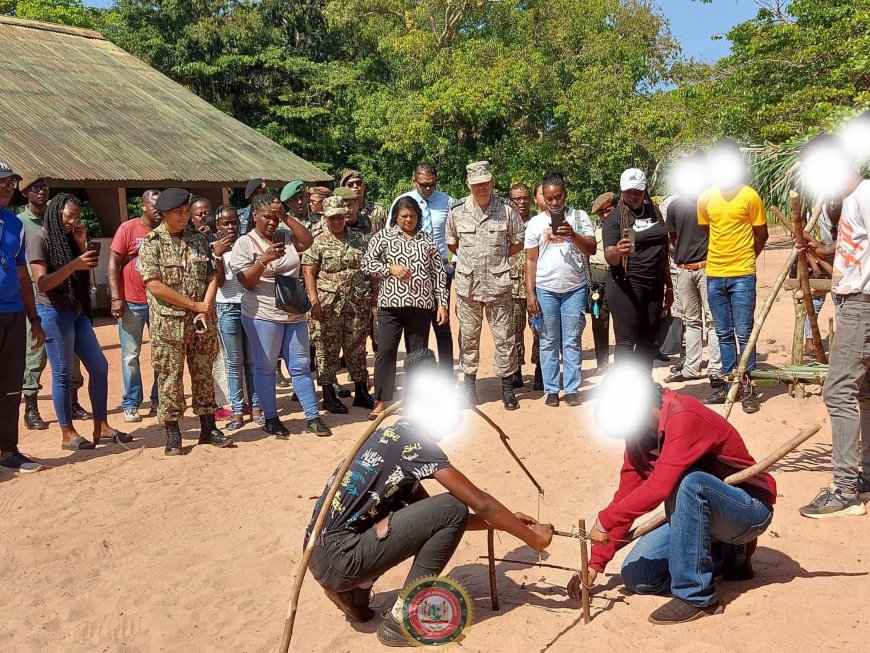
[487,529,499,611]
[792,291,807,398]
[722,201,822,420]
[791,192,827,364]
[480,556,579,573]
[771,207,831,276]
[579,518,591,625]
[627,424,820,541]
[279,402,403,653]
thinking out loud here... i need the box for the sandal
[62,436,96,451]
[109,431,133,444]
[253,414,266,426]
[664,372,702,384]
[225,419,244,431]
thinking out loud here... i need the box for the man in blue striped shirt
[389,163,455,372]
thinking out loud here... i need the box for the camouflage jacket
[301,227,370,302]
[361,200,387,235]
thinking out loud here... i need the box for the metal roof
[0,17,331,186]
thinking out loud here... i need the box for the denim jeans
[536,286,588,393]
[216,303,259,414]
[803,293,827,340]
[309,494,469,592]
[676,268,722,378]
[38,304,109,427]
[118,301,159,410]
[620,471,773,607]
[822,299,870,495]
[706,274,757,377]
[241,316,318,420]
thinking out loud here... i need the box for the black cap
[245,178,266,199]
[0,160,22,182]
[155,188,191,211]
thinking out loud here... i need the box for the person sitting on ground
[306,348,554,647]
[567,366,775,624]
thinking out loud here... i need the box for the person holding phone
[524,172,596,407]
[139,188,233,455]
[27,194,130,450]
[602,169,673,368]
[230,194,331,437]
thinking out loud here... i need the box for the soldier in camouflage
[446,161,525,410]
[302,196,375,414]
[340,169,387,235]
[139,188,234,455]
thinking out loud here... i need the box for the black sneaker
[376,612,412,647]
[306,417,332,437]
[545,393,560,407]
[263,416,290,439]
[0,451,44,473]
[858,476,870,499]
[564,392,581,407]
[71,402,93,421]
[702,386,728,405]
[648,598,723,625]
[709,374,725,389]
[799,485,867,518]
[323,587,374,622]
[669,358,685,374]
[741,384,760,414]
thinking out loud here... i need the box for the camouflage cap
[322,195,348,217]
[334,187,357,201]
[466,160,493,184]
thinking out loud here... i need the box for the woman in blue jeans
[524,172,596,407]
[230,194,331,437]
[26,194,130,450]
[213,205,261,430]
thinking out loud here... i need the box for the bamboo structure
[487,529,499,611]
[771,207,833,276]
[791,191,827,363]
[578,518,591,625]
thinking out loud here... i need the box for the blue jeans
[241,316,318,420]
[118,301,159,410]
[536,286,588,393]
[620,471,773,607]
[38,304,109,427]
[706,275,757,377]
[217,303,259,414]
[803,293,826,340]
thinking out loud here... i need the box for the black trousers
[0,312,26,452]
[590,265,611,368]
[374,306,434,401]
[432,272,454,373]
[606,274,664,369]
[310,493,469,592]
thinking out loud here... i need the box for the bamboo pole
[770,207,832,276]
[279,401,403,653]
[578,518,591,625]
[487,529,499,611]
[627,424,820,541]
[721,201,822,420]
[792,290,807,398]
[791,192,827,363]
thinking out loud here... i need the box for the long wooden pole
[279,401,403,653]
[627,424,820,541]
[791,192,827,363]
[578,518,591,625]
[770,207,832,276]
[722,202,822,420]
[487,529,499,611]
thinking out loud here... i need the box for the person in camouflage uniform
[507,182,541,390]
[446,161,525,410]
[281,180,320,232]
[340,169,387,235]
[302,196,375,414]
[139,188,233,456]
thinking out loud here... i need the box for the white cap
[620,168,647,192]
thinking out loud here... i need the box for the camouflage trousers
[512,298,540,367]
[151,318,218,422]
[456,293,517,378]
[309,296,370,386]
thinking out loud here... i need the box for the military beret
[18,171,46,192]
[280,180,305,202]
[244,178,266,199]
[308,186,331,196]
[590,192,616,215]
[334,187,357,201]
[155,187,191,211]
[323,195,348,217]
[339,169,363,186]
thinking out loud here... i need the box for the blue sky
[84,0,761,62]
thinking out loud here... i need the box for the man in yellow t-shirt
[697,140,768,413]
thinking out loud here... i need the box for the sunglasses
[416,182,437,190]
[345,179,364,187]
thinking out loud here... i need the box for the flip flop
[225,419,244,431]
[108,431,133,444]
[62,436,96,451]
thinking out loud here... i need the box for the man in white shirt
[798,134,870,518]
[524,172,596,407]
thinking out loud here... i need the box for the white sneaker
[123,408,142,423]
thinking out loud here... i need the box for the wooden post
[792,290,807,398]
[791,191,827,363]
[579,519,591,625]
[487,529,499,611]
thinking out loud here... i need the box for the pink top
[110,218,153,305]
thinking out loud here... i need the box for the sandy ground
[2,229,867,653]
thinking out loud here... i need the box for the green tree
[11,0,106,30]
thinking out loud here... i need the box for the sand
[2,229,867,653]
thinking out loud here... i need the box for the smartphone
[86,241,102,256]
[193,316,207,333]
[626,227,637,254]
[550,211,565,233]
[272,229,289,245]
[216,227,228,239]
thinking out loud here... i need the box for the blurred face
[162,204,190,233]
[254,206,280,239]
[0,176,16,207]
[509,187,531,220]
[414,173,437,200]
[325,212,347,235]
[468,179,493,206]
[396,206,419,233]
[190,200,213,234]
[142,194,161,226]
[216,211,240,242]
[622,188,645,211]
[60,202,83,233]
[542,184,566,215]
[309,193,327,213]
[26,181,49,208]
[345,177,365,199]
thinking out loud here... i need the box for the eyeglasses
[416,182,437,190]
[345,180,364,187]
[29,183,48,192]
[0,178,16,189]
[510,196,531,203]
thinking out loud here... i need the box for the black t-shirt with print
[666,195,709,265]
[305,420,452,544]
[602,203,668,284]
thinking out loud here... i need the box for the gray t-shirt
[229,231,306,324]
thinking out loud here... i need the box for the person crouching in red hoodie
[568,371,776,625]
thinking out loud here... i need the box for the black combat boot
[352,382,375,410]
[198,414,234,447]
[23,395,48,430]
[464,374,479,406]
[70,390,93,420]
[512,368,525,389]
[502,376,519,410]
[164,420,183,456]
[334,383,351,399]
[533,364,544,391]
[322,384,348,414]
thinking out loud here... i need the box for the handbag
[248,234,312,314]
[657,312,684,356]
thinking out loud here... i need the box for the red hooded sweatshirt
[591,389,776,573]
